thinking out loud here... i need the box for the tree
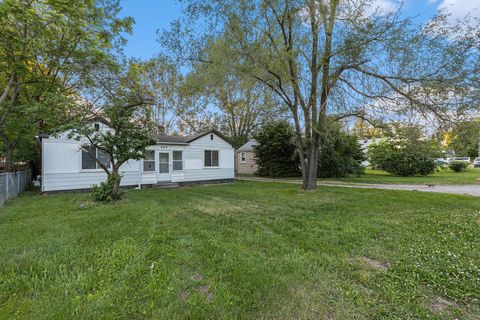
[253,121,300,177]
[317,125,364,178]
[68,64,155,200]
[0,0,133,171]
[184,38,286,148]
[368,124,440,176]
[167,0,480,190]
[137,56,182,134]
[446,120,480,158]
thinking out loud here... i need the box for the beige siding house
[236,140,258,175]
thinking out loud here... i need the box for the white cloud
[364,0,401,16]
[427,0,438,5]
[437,0,480,21]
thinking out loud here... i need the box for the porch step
[153,182,179,189]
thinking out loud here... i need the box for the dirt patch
[190,273,204,282]
[360,257,390,271]
[428,297,458,314]
[197,285,214,301]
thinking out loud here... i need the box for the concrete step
[153,182,179,189]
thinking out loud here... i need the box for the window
[173,151,183,171]
[81,145,111,170]
[240,152,246,164]
[159,152,169,173]
[210,134,214,140]
[204,150,219,167]
[143,150,155,172]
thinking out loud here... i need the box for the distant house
[236,140,258,175]
[41,125,235,192]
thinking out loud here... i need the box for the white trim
[240,152,246,164]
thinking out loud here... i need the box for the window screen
[204,150,219,167]
[143,150,155,172]
[173,151,183,171]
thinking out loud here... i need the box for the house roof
[237,140,257,152]
[155,129,233,147]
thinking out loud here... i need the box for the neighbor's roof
[237,140,257,152]
[155,129,233,146]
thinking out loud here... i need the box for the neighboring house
[236,140,258,175]
[358,138,383,166]
[41,128,235,192]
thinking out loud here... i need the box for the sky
[119,0,480,60]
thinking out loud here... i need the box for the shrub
[448,161,469,172]
[253,122,300,177]
[368,125,440,177]
[317,127,365,178]
[91,174,122,202]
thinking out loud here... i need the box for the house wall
[236,151,258,175]
[42,132,234,192]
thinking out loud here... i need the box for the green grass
[322,167,480,185]
[0,182,479,319]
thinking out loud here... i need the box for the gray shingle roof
[154,129,233,146]
[237,140,257,152]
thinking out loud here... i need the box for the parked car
[452,157,471,163]
[435,158,449,166]
[473,157,480,168]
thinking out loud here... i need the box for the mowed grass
[323,167,480,185]
[0,181,479,319]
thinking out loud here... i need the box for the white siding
[42,132,235,192]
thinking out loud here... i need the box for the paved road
[237,177,480,197]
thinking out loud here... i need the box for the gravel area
[237,177,480,197]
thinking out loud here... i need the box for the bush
[317,127,365,178]
[368,140,436,177]
[253,122,300,177]
[91,174,122,202]
[448,161,469,172]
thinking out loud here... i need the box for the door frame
[156,150,172,182]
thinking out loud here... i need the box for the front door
[157,151,171,182]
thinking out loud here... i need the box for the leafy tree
[68,64,155,201]
[449,161,469,173]
[166,0,480,190]
[447,120,480,158]
[253,122,300,177]
[0,0,133,171]
[179,38,286,148]
[368,125,440,176]
[137,56,183,133]
[318,126,364,178]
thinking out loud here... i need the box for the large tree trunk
[4,143,15,172]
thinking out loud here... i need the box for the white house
[41,128,235,192]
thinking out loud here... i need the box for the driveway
[237,176,480,197]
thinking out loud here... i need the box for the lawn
[322,167,480,185]
[0,181,479,319]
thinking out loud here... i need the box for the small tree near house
[69,65,155,201]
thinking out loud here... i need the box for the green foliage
[368,125,439,177]
[318,127,365,178]
[447,120,480,158]
[91,174,123,202]
[448,161,469,172]
[253,122,300,177]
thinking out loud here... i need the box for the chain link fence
[0,170,31,207]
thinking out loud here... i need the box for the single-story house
[236,140,258,175]
[41,127,235,192]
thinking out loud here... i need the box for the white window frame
[80,145,111,172]
[240,152,246,164]
[204,149,220,168]
[143,150,156,172]
[172,150,184,171]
